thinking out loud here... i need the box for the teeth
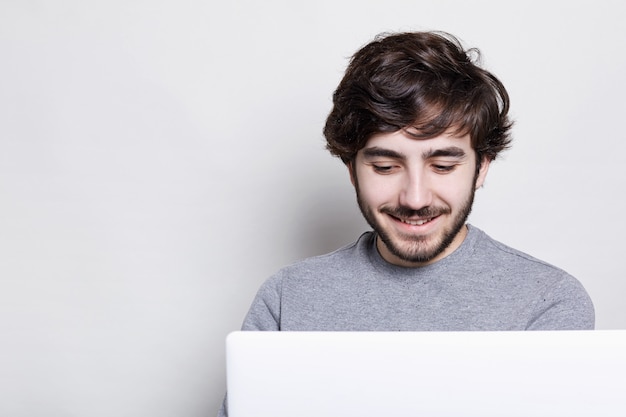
[402,218,431,226]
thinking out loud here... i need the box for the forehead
[360,130,474,156]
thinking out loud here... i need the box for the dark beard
[354,180,476,265]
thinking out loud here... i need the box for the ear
[347,161,356,187]
[475,157,491,189]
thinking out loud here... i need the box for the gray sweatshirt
[218,225,594,416]
[242,225,594,331]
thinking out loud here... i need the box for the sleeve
[217,275,284,417]
[241,273,283,331]
[526,275,595,330]
[217,394,227,417]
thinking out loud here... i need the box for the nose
[399,170,433,209]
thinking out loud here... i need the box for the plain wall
[1,1,624,416]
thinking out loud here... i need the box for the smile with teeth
[399,217,434,226]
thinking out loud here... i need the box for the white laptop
[226,330,626,417]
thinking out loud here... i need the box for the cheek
[429,170,475,202]
[439,176,475,203]
[360,182,390,206]
[355,171,397,205]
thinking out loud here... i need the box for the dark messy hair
[323,31,513,164]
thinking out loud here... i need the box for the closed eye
[432,164,457,173]
[372,164,395,174]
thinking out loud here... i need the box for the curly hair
[323,31,513,164]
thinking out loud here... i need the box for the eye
[372,164,395,174]
[432,164,456,173]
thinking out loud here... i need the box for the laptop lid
[226,330,626,417]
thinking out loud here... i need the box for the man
[217,30,593,416]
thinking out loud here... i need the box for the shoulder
[465,225,591,301]
[470,226,593,302]
[469,226,572,276]
[467,226,595,329]
[261,231,375,290]
[277,231,374,276]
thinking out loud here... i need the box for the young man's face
[350,129,490,267]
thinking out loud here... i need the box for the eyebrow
[422,146,467,160]
[361,146,467,161]
[361,147,405,160]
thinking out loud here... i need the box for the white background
[1,1,624,416]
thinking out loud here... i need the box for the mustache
[381,205,451,218]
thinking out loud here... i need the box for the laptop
[226,330,626,417]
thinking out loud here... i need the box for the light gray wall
[1,1,624,416]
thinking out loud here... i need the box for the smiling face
[350,129,490,267]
